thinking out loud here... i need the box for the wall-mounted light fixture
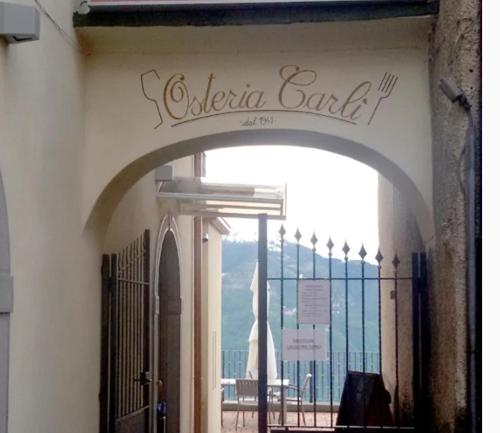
[155,165,174,183]
[0,2,40,44]
[76,1,90,15]
[439,78,472,110]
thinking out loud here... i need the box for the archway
[85,129,434,246]
[93,129,432,433]
[157,228,182,433]
[0,171,12,433]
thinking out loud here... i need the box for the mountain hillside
[222,239,380,353]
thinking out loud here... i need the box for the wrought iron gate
[256,215,428,433]
[100,230,152,433]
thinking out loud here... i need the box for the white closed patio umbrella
[246,262,277,381]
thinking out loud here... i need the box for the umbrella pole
[258,214,268,433]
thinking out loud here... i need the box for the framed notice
[298,280,330,325]
[282,328,326,362]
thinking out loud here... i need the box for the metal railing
[221,349,380,402]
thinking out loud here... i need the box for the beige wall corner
[201,220,227,433]
[104,155,197,433]
[378,174,423,425]
[0,2,95,431]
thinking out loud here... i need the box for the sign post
[257,214,268,433]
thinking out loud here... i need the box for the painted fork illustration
[368,72,399,125]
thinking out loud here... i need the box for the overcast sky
[205,146,380,261]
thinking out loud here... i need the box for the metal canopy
[157,177,286,220]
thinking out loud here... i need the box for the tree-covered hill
[222,239,381,353]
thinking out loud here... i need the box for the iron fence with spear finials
[222,224,427,431]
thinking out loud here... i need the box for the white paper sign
[282,328,326,361]
[298,280,330,325]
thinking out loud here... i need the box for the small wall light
[0,2,40,44]
[439,78,471,110]
[76,1,90,15]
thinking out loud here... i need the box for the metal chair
[235,379,275,429]
[278,373,312,425]
[235,379,259,429]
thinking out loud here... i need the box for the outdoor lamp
[439,78,471,110]
[0,2,40,43]
[76,1,90,15]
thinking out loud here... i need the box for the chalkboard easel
[336,371,394,427]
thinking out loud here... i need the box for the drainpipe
[194,216,202,433]
[439,78,481,433]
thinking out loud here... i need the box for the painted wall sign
[298,280,331,325]
[140,65,398,130]
[282,328,326,362]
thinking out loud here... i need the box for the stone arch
[0,171,12,433]
[86,129,434,244]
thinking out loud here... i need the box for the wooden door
[157,230,181,433]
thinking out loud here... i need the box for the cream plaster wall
[0,166,12,433]
[0,2,203,428]
[0,5,452,433]
[201,222,224,433]
[104,171,161,251]
[0,2,99,433]
[104,156,196,433]
[77,17,435,245]
[378,175,423,425]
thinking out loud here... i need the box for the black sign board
[336,371,394,427]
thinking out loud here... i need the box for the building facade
[0,1,480,433]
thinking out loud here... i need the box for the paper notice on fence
[282,328,326,361]
[298,280,330,325]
